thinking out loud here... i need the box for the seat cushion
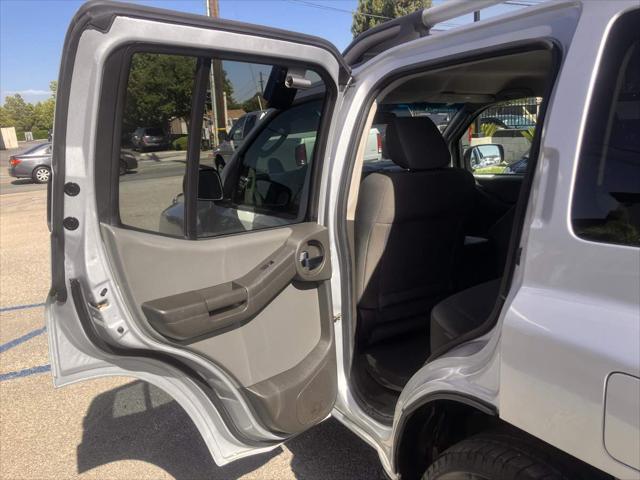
[430,279,501,353]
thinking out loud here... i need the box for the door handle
[298,249,324,272]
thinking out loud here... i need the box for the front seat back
[355,117,475,347]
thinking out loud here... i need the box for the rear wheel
[423,430,573,480]
[119,160,128,176]
[32,166,51,184]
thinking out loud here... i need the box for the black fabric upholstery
[364,334,430,392]
[488,207,516,275]
[430,278,501,353]
[355,162,475,347]
[385,117,451,170]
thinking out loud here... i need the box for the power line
[287,0,393,20]
[286,0,541,29]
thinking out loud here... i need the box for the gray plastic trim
[140,224,332,343]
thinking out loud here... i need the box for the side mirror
[464,143,505,171]
[198,167,224,201]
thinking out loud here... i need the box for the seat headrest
[386,116,451,170]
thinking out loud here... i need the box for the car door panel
[102,222,335,434]
[48,0,346,460]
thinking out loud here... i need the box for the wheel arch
[393,392,500,480]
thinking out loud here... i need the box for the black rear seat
[430,278,501,353]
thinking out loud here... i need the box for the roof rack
[422,0,505,28]
[343,0,506,66]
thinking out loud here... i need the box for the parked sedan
[8,142,53,183]
[8,142,137,183]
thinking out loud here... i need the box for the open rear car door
[46,0,348,464]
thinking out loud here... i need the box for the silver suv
[47,1,639,479]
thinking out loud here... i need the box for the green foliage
[1,83,57,131]
[32,129,50,140]
[172,135,189,151]
[123,53,197,134]
[241,93,266,113]
[473,164,507,174]
[0,105,15,128]
[33,99,55,131]
[480,122,499,138]
[577,209,640,246]
[521,126,535,143]
[2,94,35,131]
[352,0,432,37]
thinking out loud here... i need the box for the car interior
[347,48,555,420]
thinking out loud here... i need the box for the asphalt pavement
[0,146,386,479]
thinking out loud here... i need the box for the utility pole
[256,71,265,110]
[205,0,218,146]
[206,0,227,143]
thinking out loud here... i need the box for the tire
[32,165,51,184]
[423,430,574,480]
[119,160,127,176]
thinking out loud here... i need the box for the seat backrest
[355,117,475,346]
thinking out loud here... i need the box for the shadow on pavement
[77,380,386,479]
[11,179,36,186]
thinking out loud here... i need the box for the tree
[123,53,196,133]
[33,99,55,131]
[2,94,35,131]
[241,93,266,113]
[0,105,15,128]
[351,0,432,37]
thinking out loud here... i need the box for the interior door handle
[299,250,324,271]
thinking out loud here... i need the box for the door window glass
[118,52,196,236]
[572,36,640,247]
[115,51,327,239]
[460,97,541,175]
[243,114,258,136]
[231,116,246,142]
[195,61,326,238]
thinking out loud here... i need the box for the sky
[0,0,535,105]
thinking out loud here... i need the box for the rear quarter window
[571,13,640,248]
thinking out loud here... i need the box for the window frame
[94,42,337,240]
[455,97,541,176]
